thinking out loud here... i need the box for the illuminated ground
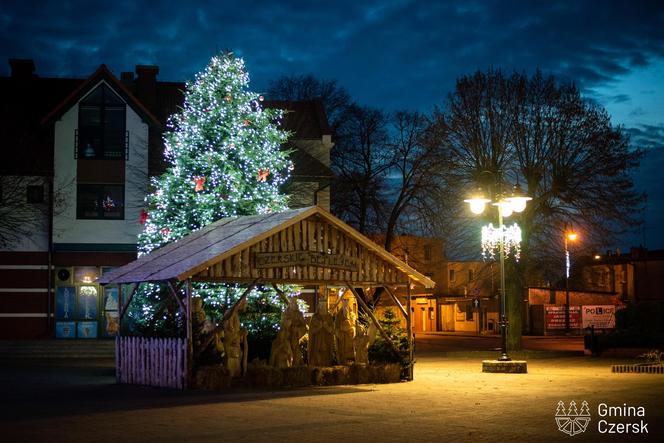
[1,351,662,442]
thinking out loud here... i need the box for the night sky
[2,0,663,249]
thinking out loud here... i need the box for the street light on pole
[464,182,531,361]
[564,226,578,333]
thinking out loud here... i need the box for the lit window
[76,184,124,219]
[77,84,126,160]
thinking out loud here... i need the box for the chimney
[135,65,159,111]
[9,59,36,78]
[120,71,135,88]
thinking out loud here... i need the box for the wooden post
[117,284,123,384]
[167,280,188,315]
[118,283,138,321]
[406,279,413,381]
[185,279,193,389]
[346,284,401,359]
[271,283,290,305]
[118,284,123,335]
[222,279,258,322]
[382,286,408,320]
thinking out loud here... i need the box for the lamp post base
[482,360,528,373]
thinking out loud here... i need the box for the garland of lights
[129,52,296,336]
[481,223,522,261]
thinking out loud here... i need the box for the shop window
[76,184,124,219]
[77,83,127,160]
[466,303,473,321]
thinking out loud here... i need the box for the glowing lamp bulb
[495,201,513,218]
[509,197,528,213]
[469,200,486,214]
[465,196,490,215]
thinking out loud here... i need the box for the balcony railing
[74,129,129,160]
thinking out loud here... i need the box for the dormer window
[77,84,126,159]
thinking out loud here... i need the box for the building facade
[0,59,332,339]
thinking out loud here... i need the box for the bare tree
[332,104,392,234]
[380,111,448,251]
[266,74,352,133]
[0,176,47,249]
[438,69,644,349]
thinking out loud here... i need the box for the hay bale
[349,363,371,384]
[368,363,402,383]
[194,365,232,390]
[311,365,351,385]
[246,364,283,388]
[282,366,312,387]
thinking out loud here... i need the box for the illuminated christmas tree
[128,52,293,339]
[138,52,291,254]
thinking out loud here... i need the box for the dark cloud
[611,94,632,104]
[2,0,663,103]
[628,124,664,150]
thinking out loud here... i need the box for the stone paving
[1,352,663,442]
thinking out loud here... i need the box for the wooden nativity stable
[98,206,435,389]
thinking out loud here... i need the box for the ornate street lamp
[465,183,531,361]
[564,227,578,333]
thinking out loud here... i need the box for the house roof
[40,64,161,128]
[1,74,81,175]
[263,100,332,139]
[98,206,434,288]
[1,60,332,177]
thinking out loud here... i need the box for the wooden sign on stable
[254,251,360,272]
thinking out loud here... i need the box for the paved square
[2,351,663,442]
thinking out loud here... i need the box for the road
[415,333,585,353]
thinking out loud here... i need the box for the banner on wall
[77,321,98,338]
[55,286,75,320]
[55,321,76,339]
[581,305,616,329]
[545,305,581,329]
[102,286,119,337]
[77,285,98,320]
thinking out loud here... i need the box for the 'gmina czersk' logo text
[555,401,649,436]
[555,401,591,436]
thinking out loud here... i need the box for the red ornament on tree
[194,176,206,192]
[139,209,149,225]
[257,168,270,182]
[243,119,251,126]
[160,227,170,236]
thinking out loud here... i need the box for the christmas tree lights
[128,52,295,339]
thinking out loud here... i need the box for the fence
[116,336,187,389]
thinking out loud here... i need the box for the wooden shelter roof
[98,206,434,288]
